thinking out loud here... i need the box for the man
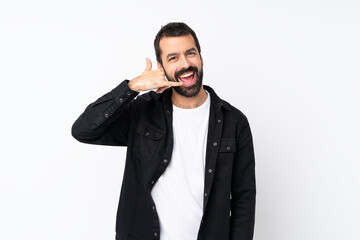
[72,22,256,240]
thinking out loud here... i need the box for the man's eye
[188,52,195,55]
[169,57,176,61]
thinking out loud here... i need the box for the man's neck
[171,86,208,109]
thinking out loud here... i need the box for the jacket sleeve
[230,118,256,240]
[71,80,139,146]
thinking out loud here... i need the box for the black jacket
[72,80,256,240]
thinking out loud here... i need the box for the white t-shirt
[151,91,211,240]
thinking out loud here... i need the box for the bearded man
[72,22,256,240]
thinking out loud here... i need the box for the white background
[1,0,359,239]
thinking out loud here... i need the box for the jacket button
[226,146,231,150]
[119,98,123,102]
[151,180,155,184]
[127,92,131,96]
[213,142,217,147]
[204,192,208,197]
[154,232,158,236]
[104,113,109,118]
[208,169,212,173]
[163,159,168,163]
[218,119,222,123]
[146,132,150,136]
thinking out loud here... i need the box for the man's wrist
[128,80,138,92]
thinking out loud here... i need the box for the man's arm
[71,58,182,146]
[71,80,139,146]
[230,118,256,240]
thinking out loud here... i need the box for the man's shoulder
[205,85,249,126]
[221,98,249,125]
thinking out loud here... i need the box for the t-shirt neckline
[172,90,210,113]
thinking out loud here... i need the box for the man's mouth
[177,71,195,87]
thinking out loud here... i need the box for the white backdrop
[1,0,359,239]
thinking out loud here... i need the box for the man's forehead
[159,35,197,54]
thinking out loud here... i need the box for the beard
[164,65,204,98]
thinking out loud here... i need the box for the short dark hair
[154,22,201,65]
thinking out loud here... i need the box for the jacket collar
[161,85,231,111]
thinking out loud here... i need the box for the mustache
[174,66,199,80]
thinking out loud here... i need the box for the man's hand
[128,58,182,94]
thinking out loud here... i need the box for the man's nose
[179,55,190,69]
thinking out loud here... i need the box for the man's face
[157,34,203,98]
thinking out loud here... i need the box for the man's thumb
[144,58,152,72]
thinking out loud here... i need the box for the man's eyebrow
[166,48,198,59]
[166,52,178,59]
[186,48,197,53]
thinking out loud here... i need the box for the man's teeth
[180,72,194,78]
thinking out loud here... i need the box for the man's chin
[173,82,201,98]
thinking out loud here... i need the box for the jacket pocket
[133,121,164,167]
[135,121,164,141]
[219,138,237,153]
[215,138,236,180]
